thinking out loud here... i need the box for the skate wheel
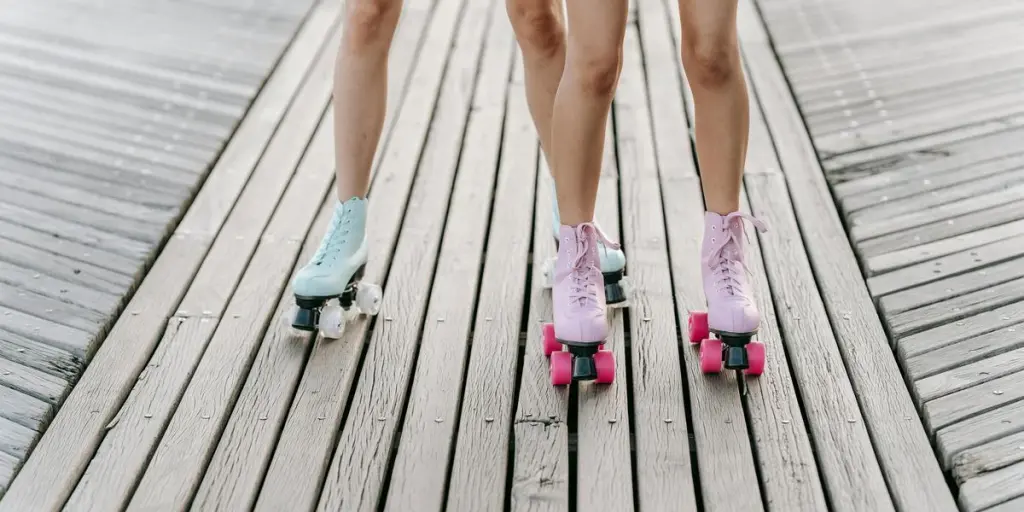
[593,349,615,384]
[319,304,346,339]
[688,311,709,344]
[745,341,765,376]
[699,338,723,373]
[550,351,572,386]
[542,323,561,356]
[606,276,632,309]
[355,283,382,316]
[539,257,556,289]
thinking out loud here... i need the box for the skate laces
[312,204,352,265]
[566,223,619,308]
[703,212,767,296]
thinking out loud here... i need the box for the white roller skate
[289,196,382,339]
[539,174,631,308]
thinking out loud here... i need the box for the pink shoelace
[701,212,768,296]
[566,223,620,308]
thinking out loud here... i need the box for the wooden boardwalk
[0,0,967,510]
[0,0,317,495]
[757,0,1024,509]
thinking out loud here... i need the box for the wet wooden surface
[0,0,318,497]
[755,0,1024,509]
[0,0,965,509]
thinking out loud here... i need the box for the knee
[682,27,739,89]
[507,0,564,58]
[570,49,622,97]
[344,0,401,48]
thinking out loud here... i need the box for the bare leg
[678,0,748,214]
[333,0,403,199]
[549,0,628,225]
[506,0,565,164]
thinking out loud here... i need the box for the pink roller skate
[542,223,616,386]
[688,212,768,391]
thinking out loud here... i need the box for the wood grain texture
[953,430,1024,484]
[868,219,1024,277]
[936,398,1024,467]
[959,460,1024,512]
[315,0,490,506]
[914,345,1024,403]
[0,328,81,381]
[738,2,959,510]
[0,385,50,431]
[383,3,511,509]
[0,0,333,504]
[445,54,536,512]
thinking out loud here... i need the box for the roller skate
[539,174,631,307]
[542,223,617,386]
[688,211,768,394]
[289,196,382,339]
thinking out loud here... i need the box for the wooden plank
[868,220,1024,276]
[509,157,569,512]
[0,0,339,506]
[382,3,511,509]
[0,202,149,260]
[985,495,1024,512]
[914,345,1024,402]
[923,369,1024,431]
[0,416,34,459]
[0,260,119,316]
[0,282,106,334]
[879,258,1024,316]
[859,201,1024,258]
[953,430,1024,483]
[868,234,1024,298]
[191,4,434,509]
[0,307,93,359]
[0,238,132,294]
[887,276,1024,338]
[0,356,66,405]
[959,460,1024,512]
[737,3,959,510]
[253,2,467,509]
[936,398,1024,467]
[899,301,1024,358]
[0,328,81,382]
[315,0,492,507]
[72,34,340,511]
[445,58,536,512]
[0,450,16,495]
[0,385,50,431]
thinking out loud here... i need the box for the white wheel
[319,303,346,339]
[282,305,299,330]
[540,257,556,289]
[355,283,382,316]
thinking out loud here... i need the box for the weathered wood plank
[899,301,1024,358]
[923,369,1024,431]
[0,260,119,316]
[959,460,1024,512]
[0,0,337,504]
[909,323,1024,387]
[953,430,1024,484]
[315,1,491,507]
[383,3,511,509]
[936,399,1024,467]
[0,307,93,359]
[0,356,66,406]
[869,234,1024,298]
[888,276,1024,339]
[0,384,51,432]
[0,450,16,495]
[0,283,106,334]
[0,238,132,295]
[0,416,34,460]
[253,3,464,509]
[738,3,959,510]
[0,328,82,382]
[985,495,1024,512]
[0,202,149,260]
[859,201,1024,258]
[868,220,1024,276]
[879,257,1024,316]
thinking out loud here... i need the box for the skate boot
[289,196,382,339]
[541,223,617,386]
[687,211,768,390]
[540,174,631,307]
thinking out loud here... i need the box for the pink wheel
[699,339,723,373]
[688,311,709,344]
[594,349,615,384]
[745,342,765,376]
[542,323,561,356]
[550,351,572,386]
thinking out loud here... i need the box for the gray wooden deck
[756,0,1024,509]
[0,0,982,510]
[0,0,318,495]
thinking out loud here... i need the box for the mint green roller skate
[289,197,382,338]
[539,174,631,308]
